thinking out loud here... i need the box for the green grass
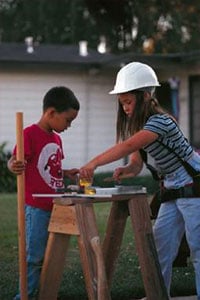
[0,193,196,300]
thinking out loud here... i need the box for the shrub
[0,143,16,192]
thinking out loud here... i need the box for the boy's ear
[46,107,57,117]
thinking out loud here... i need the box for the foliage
[86,0,200,53]
[0,143,16,192]
[0,0,200,54]
[0,0,99,48]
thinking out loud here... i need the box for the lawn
[0,193,196,300]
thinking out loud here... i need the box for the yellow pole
[16,112,28,300]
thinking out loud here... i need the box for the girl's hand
[112,151,143,182]
[113,166,129,182]
[79,163,96,182]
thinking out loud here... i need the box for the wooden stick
[90,236,111,300]
[16,112,28,300]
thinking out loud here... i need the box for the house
[1,42,200,173]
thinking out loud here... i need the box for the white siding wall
[0,67,123,173]
[1,63,198,176]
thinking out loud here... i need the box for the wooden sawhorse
[38,192,169,300]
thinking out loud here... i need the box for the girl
[80,62,200,299]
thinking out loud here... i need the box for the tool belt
[139,139,200,203]
[161,183,199,203]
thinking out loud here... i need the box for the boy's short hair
[43,86,80,112]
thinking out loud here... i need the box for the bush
[0,143,16,192]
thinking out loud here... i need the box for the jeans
[14,205,51,299]
[153,151,200,298]
[153,198,200,298]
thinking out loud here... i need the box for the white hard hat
[109,62,160,94]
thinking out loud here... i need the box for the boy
[8,86,80,300]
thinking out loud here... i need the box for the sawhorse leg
[102,200,129,288]
[38,204,79,300]
[75,203,111,300]
[102,196,169,300]
[128,195,169,300]
[38,203,110,300]
[39,232,71,300]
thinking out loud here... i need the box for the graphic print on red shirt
[14,124,65,211]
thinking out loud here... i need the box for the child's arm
[7,155,25,175]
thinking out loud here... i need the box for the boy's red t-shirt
[14,124,65,211]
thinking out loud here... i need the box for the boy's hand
[64,168,79,181]
[8,156,25,175]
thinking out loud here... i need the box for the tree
[0,0,200,54]
[85,0,200,53]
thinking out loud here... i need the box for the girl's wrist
[87,159,98,170]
